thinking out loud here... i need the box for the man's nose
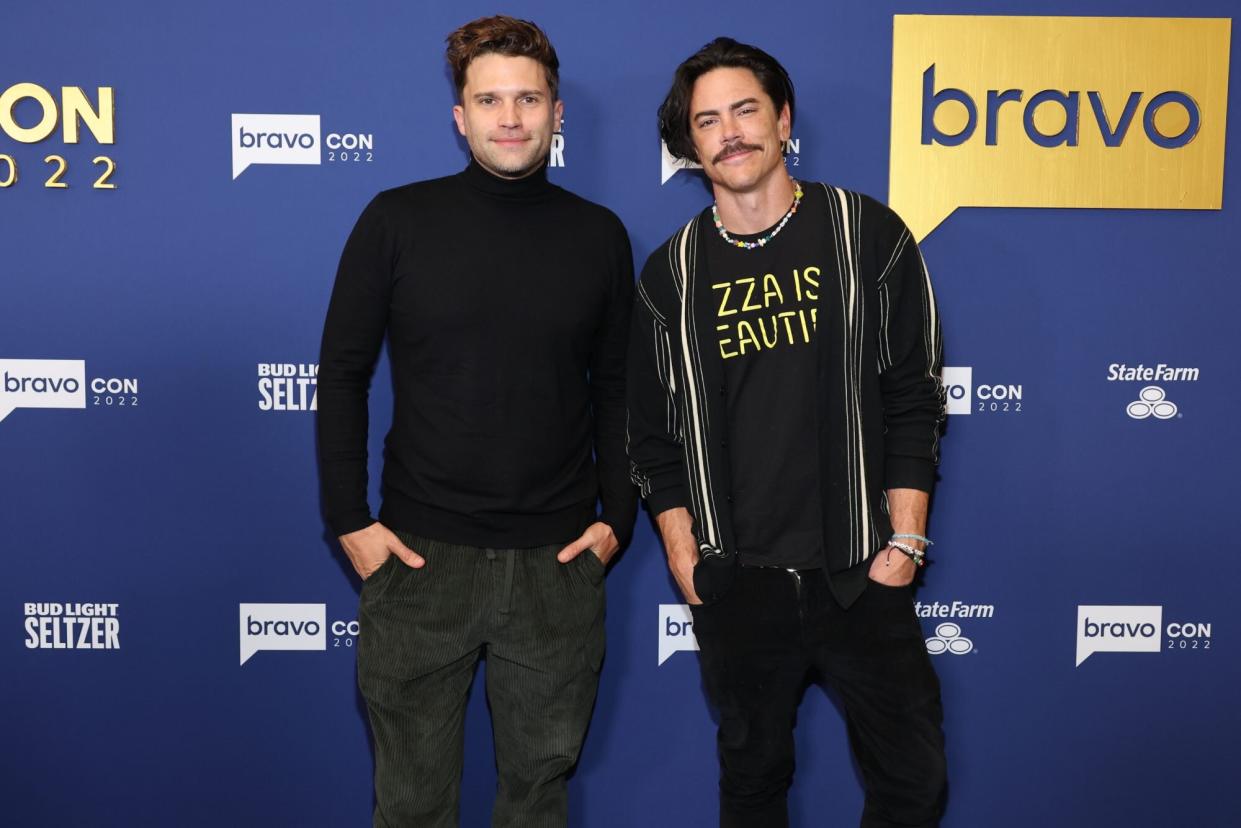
[499,100,521,129]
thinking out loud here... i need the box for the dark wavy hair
[658,37,796,163]
[446,15,560,101]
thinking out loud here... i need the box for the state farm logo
[1075,605,1212,666]
[231,113,374,179]
[1107,363,1196,419]
[925,622,972,655]
[1126,386,1178,419]
[917,598,993,655]
[658,604,699,665]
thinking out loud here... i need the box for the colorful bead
[713,179,803,251]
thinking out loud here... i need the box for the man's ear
[452,104,467,137]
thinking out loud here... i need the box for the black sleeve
[591,216,639,548]
[316,195,395,536]
[626,251,691,516]
[874,208,946,493]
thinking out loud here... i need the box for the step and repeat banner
[3,1,1237,825]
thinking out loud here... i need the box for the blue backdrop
[3,1,1238,825]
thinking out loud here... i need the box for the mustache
[712,141,761,164]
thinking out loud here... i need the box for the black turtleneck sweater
[317,161,637,549]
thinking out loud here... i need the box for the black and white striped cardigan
[626,185,945,582]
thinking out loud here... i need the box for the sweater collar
[461,157,553,199]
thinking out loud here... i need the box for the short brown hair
[445,15,560,101]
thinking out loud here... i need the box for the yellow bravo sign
[889,16,1231,241]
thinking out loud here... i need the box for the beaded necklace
[712,179,803,250]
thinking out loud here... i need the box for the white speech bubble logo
[941,366,973,416]
[1075,605,1162,667]
[0,359,86,423]
[658,603,699,665]
[660,140,701,185]
[239,603,326,665]
[231,114,321,179]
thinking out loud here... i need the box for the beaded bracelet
[891,533,933,546]
[886,540,927,567]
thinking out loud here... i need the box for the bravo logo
[231,114,320,179]
[890,16,1230,240]
[0,359,85,423]
[658,604,699,665]
[239,603,325,665]
[1076,605,1161,666]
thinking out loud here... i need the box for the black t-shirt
[705,184,827,570]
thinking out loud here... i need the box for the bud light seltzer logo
[24,602,120,650]
[257,363,317,411]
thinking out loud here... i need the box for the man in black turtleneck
[316,16,636,828]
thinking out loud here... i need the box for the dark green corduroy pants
[358,533,606,828]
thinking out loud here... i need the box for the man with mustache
[317,15,636,827]
[628,38,948,827]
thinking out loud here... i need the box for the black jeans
[357,533,606,828]
[690,566,946,828]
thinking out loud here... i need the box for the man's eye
[739,108,757,116]
[697,119,717,129]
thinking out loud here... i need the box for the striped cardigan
[626,185,945,585]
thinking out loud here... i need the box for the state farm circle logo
[926,622,973,655]
[1126,386,1177,419]
[917,598,992,655]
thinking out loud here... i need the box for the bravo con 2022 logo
[0,83,117,191]
[941,366,1023,415]
[0,359,140,424]
[257,362,317,412]
[230,113,374,179]
[239,603,361,665]
[1075,605,1212,667]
